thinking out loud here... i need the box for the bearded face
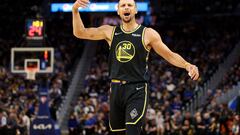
[117,0,137,23]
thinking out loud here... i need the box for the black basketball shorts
[109,80,149,132]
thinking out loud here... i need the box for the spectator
[68,113,78,135]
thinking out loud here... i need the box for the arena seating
[69,15,240,134]
[0,2,84,134]
[1,0,240,134]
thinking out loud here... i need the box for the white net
[26,68,37,80]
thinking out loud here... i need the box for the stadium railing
[185,42,240,114]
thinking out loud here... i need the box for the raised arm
[145,28,199,80]
[72,0,114,44]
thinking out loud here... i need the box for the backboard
[11,47,54,74]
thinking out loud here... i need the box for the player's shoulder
[143,27,160,41]
[99,25,115,34]
[144,27,158,34]
[99,25,115,29]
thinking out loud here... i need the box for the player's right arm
[72,0,113,44]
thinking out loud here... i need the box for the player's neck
[122,20,139,32]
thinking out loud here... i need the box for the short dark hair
[119,0,136,4]
[118,0,137,7]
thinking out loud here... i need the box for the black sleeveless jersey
[108,25,150,82]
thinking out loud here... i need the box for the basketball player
[72,0,199,134]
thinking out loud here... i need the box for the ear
[135,5,138,14]
[135,9,138,14]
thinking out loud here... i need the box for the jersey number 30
[122,43,132,50]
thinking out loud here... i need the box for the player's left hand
[185,63,199,80]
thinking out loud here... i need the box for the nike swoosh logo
[115,32,122,35]
[136,86,144,90]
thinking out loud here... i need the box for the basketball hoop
[26,67,38,80]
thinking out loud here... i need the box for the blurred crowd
[69,41,240,135]
[69,47,240,135]
[68,10,240,135]
[218,59,240,91]
[0,0,240,135]
[0,1,84,134]
[0,38,82,135]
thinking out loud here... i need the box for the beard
[122,16,132,23]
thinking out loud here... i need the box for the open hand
[73,0,90,10]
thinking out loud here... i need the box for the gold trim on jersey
[111,79,127,84]
[109,121,126,132]
[142,27,150,52]
[146,51,150,71]
[120,24,141,34]
[109,26,116,49]
[126,83,148,125]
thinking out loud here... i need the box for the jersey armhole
[109,26,116,49]
[142,27,150,52]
